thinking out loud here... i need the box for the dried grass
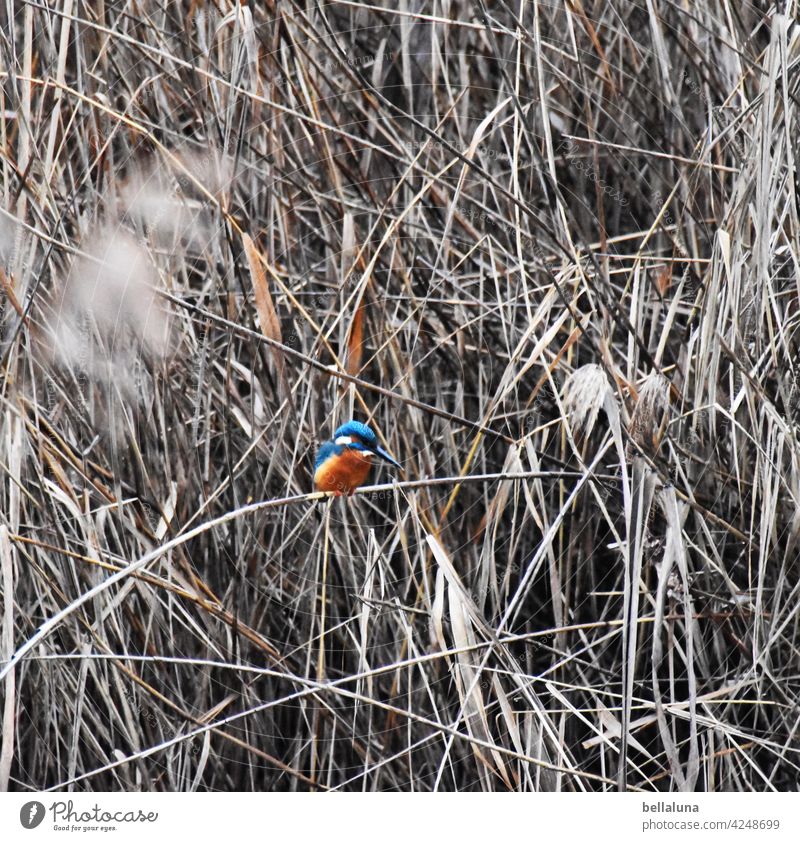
[0,0,799,792]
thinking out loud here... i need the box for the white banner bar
[1,792,798,840]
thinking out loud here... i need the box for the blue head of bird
[314,420,401,496]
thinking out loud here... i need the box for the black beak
[375,446,402,471]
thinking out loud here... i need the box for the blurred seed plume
[53,228,167,387]
[120,148,231,248]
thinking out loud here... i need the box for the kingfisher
[314,420,402,496]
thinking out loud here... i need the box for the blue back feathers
[314,440,338,470]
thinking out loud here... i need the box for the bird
[314,419,401,496]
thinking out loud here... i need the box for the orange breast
[314,449,373,494]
